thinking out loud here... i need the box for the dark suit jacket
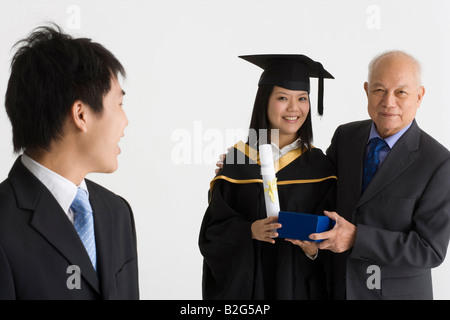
[0,157,139,300]
[327,119,450,300]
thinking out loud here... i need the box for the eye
[396,91,408,98]
[299,96,308,101]
[372,88,385,96]
[277,96,288,101]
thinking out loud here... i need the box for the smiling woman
[267,87,310,149]
[199,54,337,300]
[244,54,334,153]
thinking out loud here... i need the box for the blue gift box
[277,211,335,242]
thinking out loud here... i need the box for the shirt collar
[271,138,302,161]
[21,153,88,214]
[368,121,413,149]
[271,137,302,152]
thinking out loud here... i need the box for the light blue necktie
[362,137,388,193]
[71,188,97,271]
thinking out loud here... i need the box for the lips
[282,116,300,124]
[380,113,398,118]
[118,134,124,154]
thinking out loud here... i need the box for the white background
[0,0,449,299]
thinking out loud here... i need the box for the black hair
[247,85,313,152]
[5,23,126,153]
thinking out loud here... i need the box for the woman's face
[267,86,310,146]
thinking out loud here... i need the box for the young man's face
[85,77,128,173]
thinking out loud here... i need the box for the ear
[364,82,369,97]
[417,86,425,106]
[70,100,89,133]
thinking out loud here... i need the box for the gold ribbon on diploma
[264,178,278,203]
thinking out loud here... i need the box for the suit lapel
[87,180,113,300]
[30,193,100,292]
[10,158,100,293]
[357,120,420,208]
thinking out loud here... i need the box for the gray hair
[367,50,423,86]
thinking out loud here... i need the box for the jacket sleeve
[0,244,15,299]
[117,196,140,300]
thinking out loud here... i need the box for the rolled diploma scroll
[259,144,280,218]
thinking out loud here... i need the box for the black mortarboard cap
[239,54,334,116]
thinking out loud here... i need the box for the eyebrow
[370,82,409,89]
[370,82,385,88]
[274,90,308,96]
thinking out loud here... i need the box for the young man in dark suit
[0,24,139,299]
[310,51,450,299]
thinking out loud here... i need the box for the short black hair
[5,23,126,153]
[248,85,313,152]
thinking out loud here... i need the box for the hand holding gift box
[258,144,335,244]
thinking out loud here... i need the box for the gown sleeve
[199,178,256,299]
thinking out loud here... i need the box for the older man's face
[364,55,425,138]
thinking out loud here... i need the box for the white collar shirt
[21,153,88,224]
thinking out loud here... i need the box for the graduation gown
[199,141,337,300]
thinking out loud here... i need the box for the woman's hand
[285,239,318,256]
[251,216,281,244]
[215,153,226,175]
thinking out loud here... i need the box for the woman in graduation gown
[199,54,337,300]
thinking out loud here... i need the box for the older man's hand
[309,211,357,253]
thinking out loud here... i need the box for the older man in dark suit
[311,51,450,299]
[0,25,139,299]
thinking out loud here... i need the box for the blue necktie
[362,137,388,193]
[71,188,97,271]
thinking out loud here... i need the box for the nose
[382,91,396,108]
[124,110,129,127]
[286,99,300,112]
